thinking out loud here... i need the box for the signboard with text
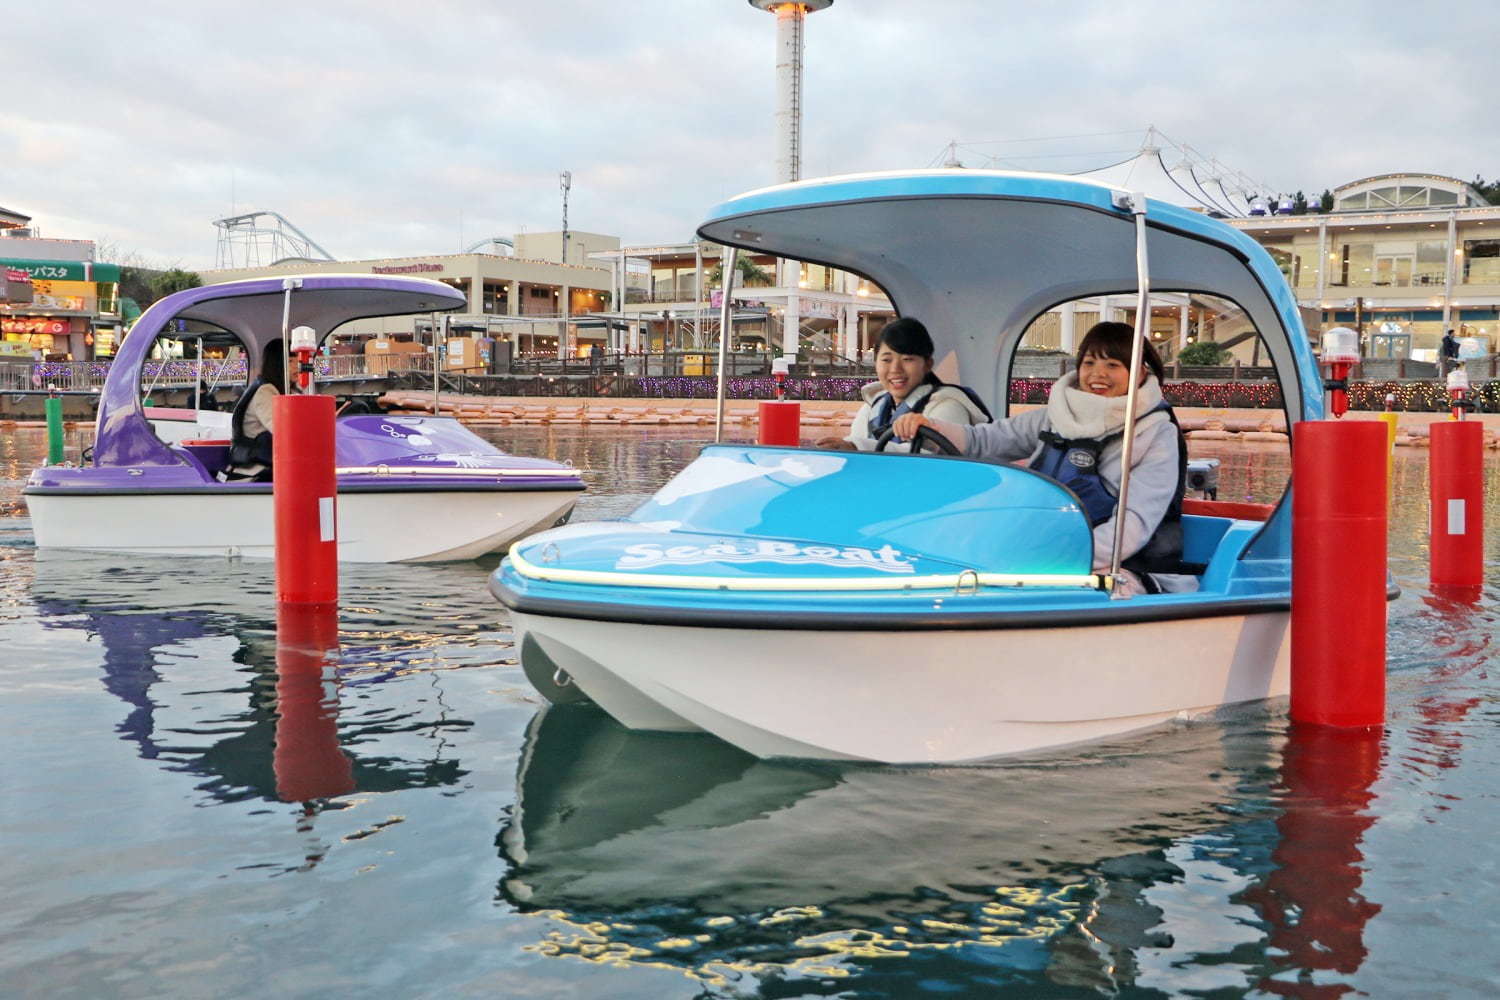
[0,258,122,283]
[2,267,32,304]
[29,279,93,312]
[2,317,69,335]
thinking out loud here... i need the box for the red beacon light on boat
[290,325,318,391]
[1319,326,1360,419]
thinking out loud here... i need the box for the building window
[1463,239,1500,284]
[1415,241,1448,286]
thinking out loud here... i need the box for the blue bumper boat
[492,170,1330,763]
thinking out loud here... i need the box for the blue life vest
[866,380,993,440]
[1027,401,1190,580]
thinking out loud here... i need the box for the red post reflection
[274,603,355,802]
[1409,587,1489,773]
[1249,725,1383,997]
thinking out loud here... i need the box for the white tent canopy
[1206,172,1254,217]
[1168,160,1238,217]
[1073,147,1233,216]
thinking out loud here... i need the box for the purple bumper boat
[25,274,584,562]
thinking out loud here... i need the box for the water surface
[3,424,1499,998]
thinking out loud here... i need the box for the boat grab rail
[336,464,582,479]
[508,547,1110,594]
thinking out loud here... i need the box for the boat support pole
[433,312,447,417]
[1109,191,1150,595]
[280,277,301,389]
[714,245,739,443]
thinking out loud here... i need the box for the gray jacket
[959,408,1181,572]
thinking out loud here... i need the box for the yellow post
[1376,411,1399,497]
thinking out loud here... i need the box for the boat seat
[1182,515,1271,593]
[169,444,218,481]
[1180,514,1232,569]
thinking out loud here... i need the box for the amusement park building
[1229,173,1500,361]
[0,207,124,361]
[202,231,618,358]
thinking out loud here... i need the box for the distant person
[220,341,286,482]
[1440,328,1460,378]
[817,317,989,452]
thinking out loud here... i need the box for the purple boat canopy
[93,275,467,467]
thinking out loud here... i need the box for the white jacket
[845,381,989,452]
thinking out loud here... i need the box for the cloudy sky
[6,1,1495,269]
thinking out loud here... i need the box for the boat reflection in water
[498,704,1286,987]
[29,553,472,809]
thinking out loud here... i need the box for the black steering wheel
[874,424,961,455]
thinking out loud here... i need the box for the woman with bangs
[819,317,990,452]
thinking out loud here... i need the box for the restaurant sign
[2,267,32,304]
[372,263,443,274]
[29,279,93,312]
[0,258,123,283]
[2,317,69,335]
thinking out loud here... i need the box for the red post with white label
[1290,325,1388,729]
[1291,420,1388,727]
[1429,419,1484,589]
[274,392,339,604]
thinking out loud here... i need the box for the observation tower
[750,1,833,184]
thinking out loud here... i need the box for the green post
[45,395,65,465]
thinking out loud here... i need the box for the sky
[5,0,1496,270]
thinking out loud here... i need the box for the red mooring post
[1429,420,1485,589]
[757,401,802,446]
[1291,420,1388,727]
[273,393,339,604]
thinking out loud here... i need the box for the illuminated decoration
[628,374,1496,413]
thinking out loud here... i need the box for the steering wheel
[874,424,961,455]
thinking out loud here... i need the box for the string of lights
[634,376,1497,413]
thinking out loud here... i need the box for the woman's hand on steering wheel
[891,412,927,441]
[874,423,961,455]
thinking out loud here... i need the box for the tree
[708,255,773,288]
[149,268,202,300]
[1469,175,1500,205]
[1178,340,1230,365]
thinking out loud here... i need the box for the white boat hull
[511,609,1291,763]
[27,489,578,563]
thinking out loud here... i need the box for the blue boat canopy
[696,170,1322,424]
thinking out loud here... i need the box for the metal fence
[0,354,417,393]
[509,349,874,379]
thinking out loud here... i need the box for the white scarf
[1044,371,1168,440]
